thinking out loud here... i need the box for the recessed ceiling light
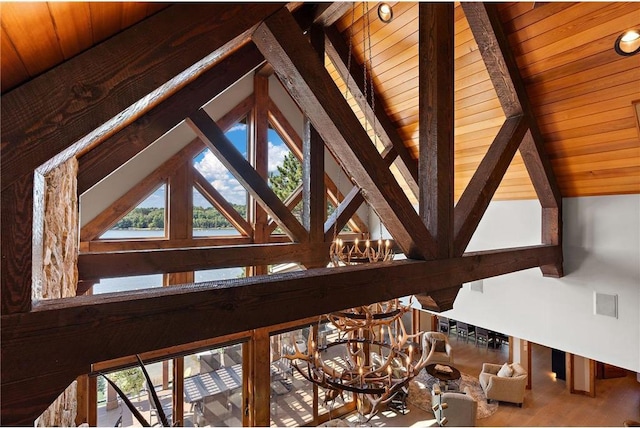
[378,3,393,23]
[614,30,640,56]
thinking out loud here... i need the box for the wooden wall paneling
[1,175,37,314]
[1,3,283,193]
[462,2,563,276]
[418,2,455,259]
[80,139,204,242]
[324,25,419,200]
[1,244,562,425]
[253,8,436,260]
[78,242,326,281]
[187,110,309,243]
[77,44,263,194]
[193,170,253,237]
[454,116,529,255]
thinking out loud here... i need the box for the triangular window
[192,187,242,238]
[100,183,166,239]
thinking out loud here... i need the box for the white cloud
[268,141,291,173]
[194,151,247,205]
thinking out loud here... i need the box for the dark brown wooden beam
[1,3,284,193]
[265,185,303,236]
[253,8,436,260]
[1,244,561,425]
[461,2,563,277]
[415,286,461,312]
[313,3,353,27]
[77,242,327,281]
[1,175,37,314]
[324,186,365,242]
[453,115,529,256]
[77,43,265,194]
[193,169,254,238]
[186,109,309,243]
[418,3,455,260]
[324,25,419,200]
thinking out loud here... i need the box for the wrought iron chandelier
[285,298,429,421]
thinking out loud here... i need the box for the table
[184,364,242,404]
[425,364,461,391]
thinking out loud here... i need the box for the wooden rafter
[77,43,264,194]
[461,2,563,277]
[265,186,303,236]
[324,25,419,200]
[313,3,353,27]
[453,115,529,256]
[1,3,283,192]
[80,138,206,243]
[253,8,436,260]
[325,178,368,234]
[2,244,561,425]
[186,109,309,243]
[324,186,366,242]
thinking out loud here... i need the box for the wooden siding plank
[1,3,283,193]
[187,110,309,243]
[253,8,436,260]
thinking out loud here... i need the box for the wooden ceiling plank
[419,3,455,259]
[253,8,436,260]
[186,109,309,243]
[89,2,123,44]
[193,169,253,238]
[0,26,29,93]
[0,2,64,77]
[1,243,561,425]
[80,138,205,243]
[454,116,529,255]
[47,2,92,60]
[78,242,324,281]
[324,25,419,200]
[77,44,263,194]
[1,3,283,193]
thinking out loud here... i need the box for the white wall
[438,195,640,373]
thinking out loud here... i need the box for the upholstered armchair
[431,383,477,427]
[479,362,528,406]
[424,332,454,365]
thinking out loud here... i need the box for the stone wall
[35,158,79,427]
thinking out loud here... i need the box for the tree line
[113,205,248,230]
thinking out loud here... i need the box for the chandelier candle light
[330,237,394,266]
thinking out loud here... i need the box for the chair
[479,362,528,406]
[146,384,173,426]
[456,321,475,343]
[474,327,494,348]
[432,383,477,427]
[437,316,456,336]
[424,332,454,365]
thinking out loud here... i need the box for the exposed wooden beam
[186,109,309,243]
[1,3,284,192]
[265,185,303,236]
[324,25,419,200]
[80,139,205,242]
[415,286,461,312]
[418,3,454,259]
[77,43,264,194]
[193,169,254,238]
[81,237,255,253]
[1,175,37,314]
[313,3,353,27]
[77,242,327,281]
[454,116,529,255]
[461,2,563,277]
[1,244,561,425]
[253,8,436,260]
[325,178,368,234]
[324,186,366,242]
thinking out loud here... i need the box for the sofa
[479,362,528,406]
[431,383,477,427]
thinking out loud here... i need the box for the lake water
[94,229,245,294]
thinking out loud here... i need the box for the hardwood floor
[361,335,640,427]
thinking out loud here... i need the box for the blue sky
[139,124,290,208]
